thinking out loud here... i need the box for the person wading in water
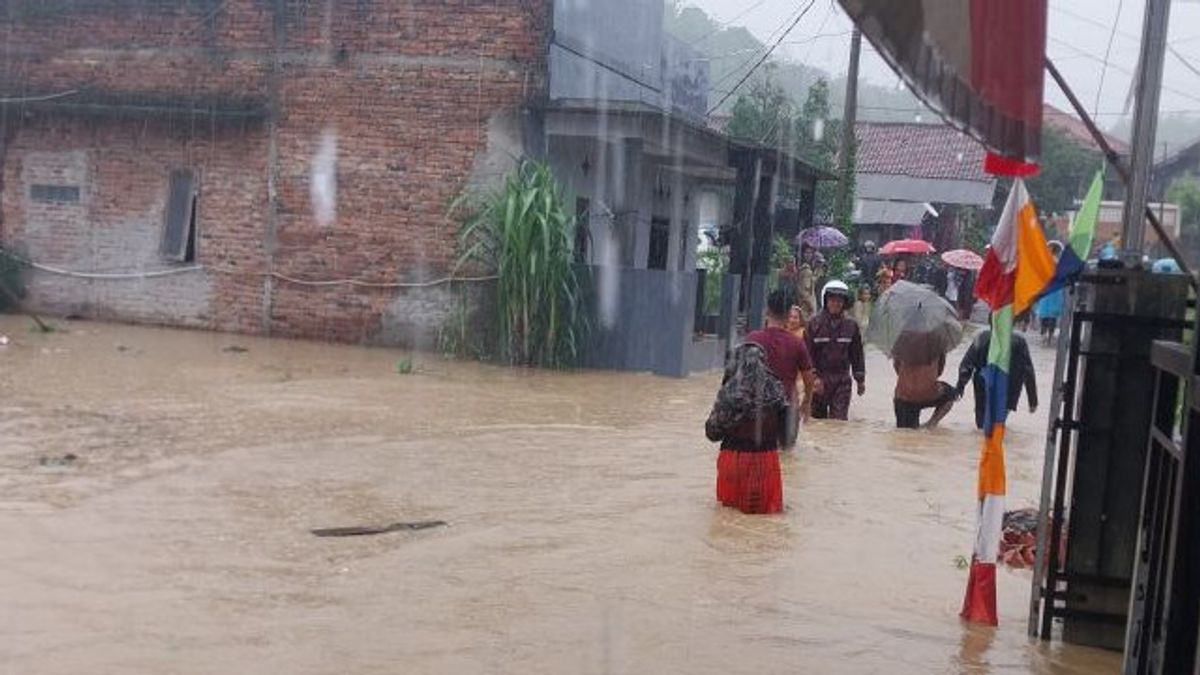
[805,281,866,420]
[747,289,819,443]
[705,343,790,514]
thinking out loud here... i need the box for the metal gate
[1028,271,1191,651]
[1122,325,1200,673]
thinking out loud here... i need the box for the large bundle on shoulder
[705,343,789,449]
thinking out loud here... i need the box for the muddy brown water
[0,316,1120,674]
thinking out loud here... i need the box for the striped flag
[962,179,1055,626]
[1043,169,1103,296]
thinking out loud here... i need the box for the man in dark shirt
[956,328,1038,430]
[805,281,866,420]
[746,289,820,432]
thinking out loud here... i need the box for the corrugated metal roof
[853,199,928,226]
[856,174,996,207]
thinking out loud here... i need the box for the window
[30,184,80,204]
[648,217,669,270]
[161,169,197,263]
[574,197,590,264]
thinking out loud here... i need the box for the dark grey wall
[550,0,708,119]
[580,265,696,377]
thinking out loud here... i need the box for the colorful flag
[1042,169,1103,295]
[836,0,1047,173]
[962,179,1055,626]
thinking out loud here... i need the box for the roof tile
[855,122,991,182]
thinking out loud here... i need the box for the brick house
[1,0,549,347]
[0,1,825,374]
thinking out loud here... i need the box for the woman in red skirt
[705,343,788,514]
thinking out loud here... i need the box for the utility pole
[835,27,861,230]
[1120,0,1172,265]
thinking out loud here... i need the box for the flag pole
[1044,59,1197,290]
[1027,282,1077,637]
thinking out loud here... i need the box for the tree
[987,127,1105,244]
[794,79,844,228]
[725,77,855,278]
[724,72,794,148]
[1167,174,1200,238]
[1025,127,1103,217]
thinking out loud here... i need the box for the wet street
[0,316,1120,674]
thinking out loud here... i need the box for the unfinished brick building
[0,0,549,345]
[0,1,825,374]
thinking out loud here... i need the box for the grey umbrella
[866,281,964,363]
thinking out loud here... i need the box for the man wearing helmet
[805,281,867,420]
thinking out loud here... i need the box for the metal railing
[1123,335,1200,674]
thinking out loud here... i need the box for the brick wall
[0,0,551,345]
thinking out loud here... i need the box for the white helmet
[822,280,853,309]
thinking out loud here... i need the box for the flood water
[0,315,1120,674]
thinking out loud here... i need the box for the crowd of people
[706,238,1054,516]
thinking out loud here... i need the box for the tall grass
[455,160,586,368]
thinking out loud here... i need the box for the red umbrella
[941,249,985,271]
[881,239,936,256]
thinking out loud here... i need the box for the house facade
[853,122,997,252]
[1,1,550,347]
[0,0,825,376]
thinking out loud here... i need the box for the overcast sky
[685,0,1200,131]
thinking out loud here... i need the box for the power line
[1093,0,1125,116]
[707,2,812,90]
[1048,36,1200,107]
[707,0,819,116]
[702,32,851,61]
[685,0,771,46]
[1051,4,1200,63]
[1051,3,1200,87]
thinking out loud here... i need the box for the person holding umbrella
[795,249,824,320]
[856,241,881,292]
[867,281,964,429]
[806,281,866,420]
[941,248,985,320]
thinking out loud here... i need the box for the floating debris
[311,521,447,538]
[38,453,79,467]
[222,345,249,354]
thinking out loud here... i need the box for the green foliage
[960,208,992,254]
[724,71,794,147]
[795,80,843,227]
[454,160,587,369]
[770,235,793,270]
[395,358,414,375]
[1025,128,1103,217]
[1167,174,1200,237]
[725,77,849,227]
[662,1,923,122]
[698,247,727,316]
[724,77,856,280]
[988,128,1104,240]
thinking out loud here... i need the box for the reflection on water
[0,317,1119,673]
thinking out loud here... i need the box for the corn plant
[454,160,586,368]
